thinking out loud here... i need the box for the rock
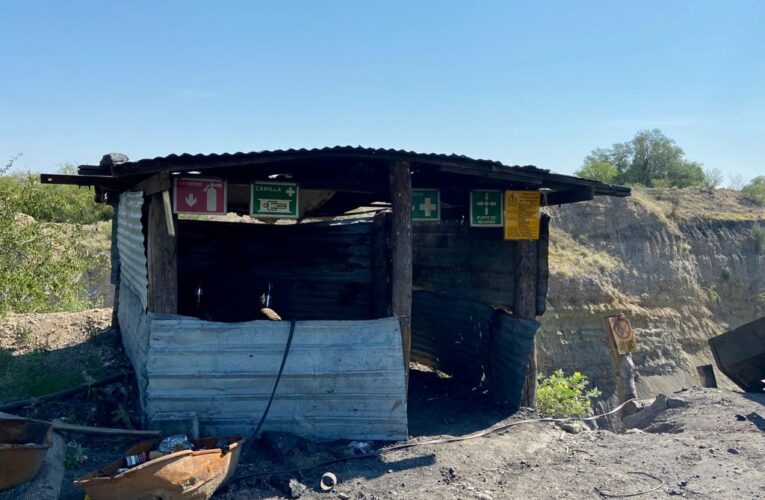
[338,493,351,500]
[623,394,668,429]
[21,433,65,500]
[475,493,493,500]
[727,448,739,454]
[735,414,747,421]
[666,397,687,409]
[557,421,588,434]
[289,479,307,499]
[100,152,129,167]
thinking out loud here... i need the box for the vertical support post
[147,192,178,314]
[515,239,538,408]
[110,201,121,329]
[371,211,392,319]
[604,316,638,415]
[389,161,413,382]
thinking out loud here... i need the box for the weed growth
[537,369,601,418]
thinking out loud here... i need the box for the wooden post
[389,161,412,380]
[515,240,538,408]
[604,317,638,406]
[146,192,178,314]
[371,211,392,319]
[110,202,120,329]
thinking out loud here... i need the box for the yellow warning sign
[503,191,540,240]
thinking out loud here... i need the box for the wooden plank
[389,161,413,380]
[371,211,392,318]
[146,193,178,314]
[133,172,171,197]
[535,214,550,315]
[514,239,538,408]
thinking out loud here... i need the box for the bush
[0,167,112,224]
[0,160,94,316]
[537,369,601,418]
[741,176,765,206]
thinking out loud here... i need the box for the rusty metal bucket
[0,417,54,491]
[74,435,244,500]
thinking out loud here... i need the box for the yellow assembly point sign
[503,190,540,240]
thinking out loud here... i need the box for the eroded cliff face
[538,188,765,398]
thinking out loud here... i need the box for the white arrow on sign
[185,193,197,207]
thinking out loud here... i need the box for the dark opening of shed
[43,146,630,441]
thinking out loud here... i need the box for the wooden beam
[146,193,178,314]
[514,239,538,408]
[389,161,413,382]
[133,172,171,197]
[544,187,594,206]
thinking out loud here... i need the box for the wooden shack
[43,147,629,440]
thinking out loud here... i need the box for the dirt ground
[216,384,765,500]
[2,310,764,499]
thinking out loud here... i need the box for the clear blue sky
[2,1,763,183]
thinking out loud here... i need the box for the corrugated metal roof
[78,146,630,197]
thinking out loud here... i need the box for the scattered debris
[320,472,337,492]
[348,441,372,455]
[288,478,307,499]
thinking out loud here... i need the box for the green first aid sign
[412,189,440,221]
[251,182,299,218]
[470,190,503,227]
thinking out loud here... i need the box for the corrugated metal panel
[117,191,147,309]
[489,315,540,410]
[412,291,539,409]
[413,221,516,306]
[411,291,494,387]
[144,316,408,440]
[117,283,150,411]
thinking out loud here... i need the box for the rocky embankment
[538,188,765,398]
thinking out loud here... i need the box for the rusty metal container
[709,316,765,392]
[0,417,53,491]
[74,435,244,500]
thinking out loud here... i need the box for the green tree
[741,176,765,206]
[584,129,710,188]
[575,159,618,184]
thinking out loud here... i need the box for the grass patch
[0,348,106,403]
[549,227,621,277]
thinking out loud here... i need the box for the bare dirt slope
[220,386,765,500]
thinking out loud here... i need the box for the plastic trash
[157,434,194,454]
